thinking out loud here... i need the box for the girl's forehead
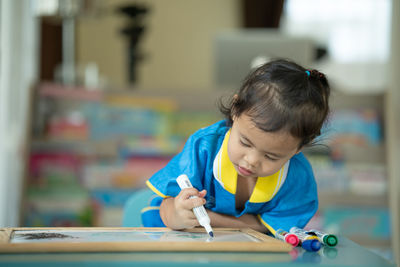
[233,114,301,152]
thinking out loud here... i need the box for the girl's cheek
[261,163,280,176]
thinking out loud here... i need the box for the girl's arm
[160,189,269,234]
[207,210,270,234]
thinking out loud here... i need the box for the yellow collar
[213,130,289,203]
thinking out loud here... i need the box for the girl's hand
[160,188,207,230]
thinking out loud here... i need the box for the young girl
[141,59,330,235]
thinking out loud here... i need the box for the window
[281,0,392,63]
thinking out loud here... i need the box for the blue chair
[122,188,155,227]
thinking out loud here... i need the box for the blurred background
[0,0,399,263]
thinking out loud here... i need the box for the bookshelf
[23,83,223,227]
[304,89,390,253]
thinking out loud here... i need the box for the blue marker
[290,227,321,252]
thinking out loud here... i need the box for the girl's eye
[264,154,278,161]
[240,140,250,147]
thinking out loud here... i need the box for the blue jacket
[141,120,318,232]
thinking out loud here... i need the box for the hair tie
[305,70,310,77]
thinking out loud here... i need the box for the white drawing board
[0,227,292,253]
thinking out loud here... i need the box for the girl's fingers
[177,188,207,209]
[179,188,207,199]
[175,210,199,228]
[187,219,200,228]
[198,189,207,198]
[180,209,197,220]
[178,188,200,200]
[183,217,200,228]
[191,197,207,208]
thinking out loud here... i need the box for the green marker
[309,229,338,247]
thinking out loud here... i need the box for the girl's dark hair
[219,59,330,148]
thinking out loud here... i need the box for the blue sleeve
[258,153,318,233]
[146,131,209,198]
[141,130,213,227]
[141,196,166,227]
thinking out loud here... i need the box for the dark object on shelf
[315,46,328,61]
[117,4,149,85]
[242,0,284,28]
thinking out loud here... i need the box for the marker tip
[209,231,214,237]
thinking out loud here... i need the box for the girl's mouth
[237,165,254,176]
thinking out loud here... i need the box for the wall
[76,0,241,90]
[0,0,39,227]
[386,0,400,262]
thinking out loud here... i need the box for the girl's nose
[244,152,258,168]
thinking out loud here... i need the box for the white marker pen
[176,174,214,237]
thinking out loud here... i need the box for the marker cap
[285,234,300,247]
[301,239,321,252]
[324,235,338,247]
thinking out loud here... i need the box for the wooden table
[0,236,395,267]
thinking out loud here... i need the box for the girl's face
[228,113,301,178]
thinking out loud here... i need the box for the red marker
[275,229,300,246]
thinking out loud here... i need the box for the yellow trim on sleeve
[257,214,276,235]
[146,180,168,198]
[140,206,160,213]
